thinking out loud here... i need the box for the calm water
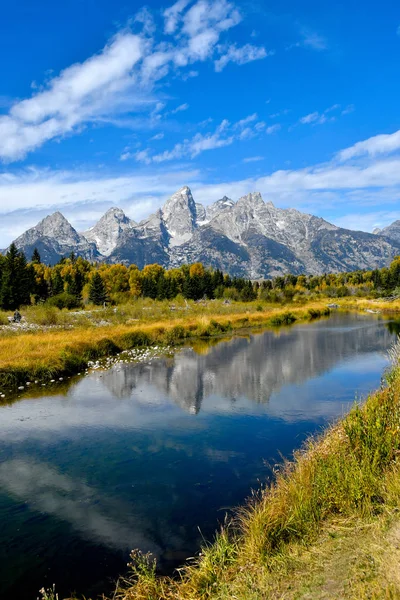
[0,313,396,599]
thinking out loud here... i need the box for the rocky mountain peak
[237,191,264,208]
[379,220,400,243]
[11,211,98,264]
[162,186,197,247]
[84,207,135,257]
[31,211,81,244]
[7,186,400,278]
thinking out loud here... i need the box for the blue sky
[0,0,400,246]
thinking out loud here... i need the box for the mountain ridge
[5,186,400,277]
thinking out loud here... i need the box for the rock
[8,187,400,278]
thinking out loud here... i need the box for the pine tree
[0,244,33,309]
[88,272,109,305]
[51,270,64,296]
[31,248,41,264]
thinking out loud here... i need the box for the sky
[0,0,400,247]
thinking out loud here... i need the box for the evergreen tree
[51,270,64,296]
[0,244,33,309]
[88,272,109,305]
[31,248,41,264]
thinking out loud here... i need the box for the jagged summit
[12,211,99,264]
[162,186,197,247]
[379,220,400,244]
[84,207,135,256]
[7,185,400,277]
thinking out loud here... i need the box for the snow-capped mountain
[10,211,99,264]
[84,207,135,257]
[6,187,400,277]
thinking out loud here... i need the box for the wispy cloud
[266,124,281,134]
[150,132,165,140]
[341,104,355,115]
[337,129,400,162]
[135,113,267,163]
[243,156,264,163]
[287,28,328,52]
[0,0,269,163]
[214,43,272,72]
[170,103,190,114]
[298,104,346,126]
[301,29,328,50]
[269,109,290,118]
[4,124,400,245]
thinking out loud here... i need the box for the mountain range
[6,186,400,278]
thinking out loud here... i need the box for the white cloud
[150,132,165,140]
[332,210,400,233]
[215,43,271,71]
[243,156,264,163]
[266,124,281,134]
[144,114,263,163]
[301,30,327,50]
[171,103,190,114]
[286,29,327,52]
[0,33,144,161]
[337,129,400,162]
[163,0,192,34]
[300,111,321,124]
[150,119,235,162]
[299,104,343,126]
[269,109,290,118]
[235,113,258,128]
[341,104,355,115]
[120,151,133,161]
[134,149,152,164]
[0,0,263,163]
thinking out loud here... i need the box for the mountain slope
[84,207,135,256]
[7,187,400,276]
[11,212,99,264]
[378,220,400,244]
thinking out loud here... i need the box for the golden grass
[0,300,331,387]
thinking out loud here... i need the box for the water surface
[0,313,395,598]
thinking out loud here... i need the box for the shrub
[118,331,152,350]
[270,312,297,326]
[164,325,187,344]
[47,293,82,310]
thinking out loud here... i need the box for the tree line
[0,245,257,310]
[1,243,400,310]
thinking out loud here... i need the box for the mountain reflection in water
[0,313,395,600]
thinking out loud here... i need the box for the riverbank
[96,337,400,600]
[0,300,333,390]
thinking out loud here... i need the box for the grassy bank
[0,300,331,389]
[88,337,400,600]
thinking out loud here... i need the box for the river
[0,313,396,598]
